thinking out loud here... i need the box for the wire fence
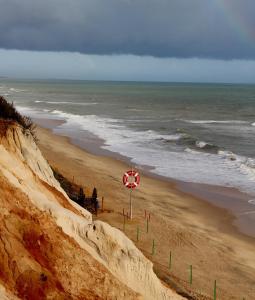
[115,207,253,300]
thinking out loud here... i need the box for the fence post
[102,197,104,211]
[136,226,140,242]
[168,251,172,270]
[214,280,217,300]
[146,217,149,233]
[151,239,155,255]
[189,265,193,285]
[123,214,126,231]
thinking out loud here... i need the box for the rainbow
[216,0,255,44]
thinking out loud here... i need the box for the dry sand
[36,125,255,299]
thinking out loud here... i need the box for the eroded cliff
[0,120,183,300]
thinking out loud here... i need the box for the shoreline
[34,117,255,299]
[35,116,255,238]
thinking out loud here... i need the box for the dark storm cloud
[0,0,255,59]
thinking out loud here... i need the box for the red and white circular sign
[123,170,140,189]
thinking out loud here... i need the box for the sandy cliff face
[0,121,183,300]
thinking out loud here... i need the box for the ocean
[1,79,255,196]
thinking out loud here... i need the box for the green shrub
[92,187,97,200]
[0,96,36,139]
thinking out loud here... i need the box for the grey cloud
[0,0,255,59]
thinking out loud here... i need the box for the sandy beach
[2,1,255,298]
[36,122,255,299]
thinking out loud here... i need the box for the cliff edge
[0,120,183,299]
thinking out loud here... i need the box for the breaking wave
[182,119,248,125]
[14,106,255,196]
[35,100,98,106]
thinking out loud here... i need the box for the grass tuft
[0,96,36,139]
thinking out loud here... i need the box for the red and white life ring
[123,170,140,189]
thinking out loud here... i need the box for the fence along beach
[2,79,255,298]
[35,123,255,300]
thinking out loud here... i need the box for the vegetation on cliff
[52,168,99,214]
[0,95,36,138]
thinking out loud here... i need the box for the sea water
[1,79,255,196]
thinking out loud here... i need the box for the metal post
[189,265,193,285]
[123,214,126,231]
[152,239,155,255]
[129,189,133,219]
[169,251,172,270]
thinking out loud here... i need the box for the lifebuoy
[123,170,140,189]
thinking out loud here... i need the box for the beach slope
[36,125,255,300]
[0,120,183,299]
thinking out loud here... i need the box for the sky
[0,0,255,83]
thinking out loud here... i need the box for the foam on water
[8,79,255,198]
[47,109,255,196]
[9,87,27,93]
[16,106,65,121]
[182,119,249,125]
[196,141,208,148]
[35,100,98,106]
[51,110,182,144]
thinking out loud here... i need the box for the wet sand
[35,119,255,299]
[35,117,255,238]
